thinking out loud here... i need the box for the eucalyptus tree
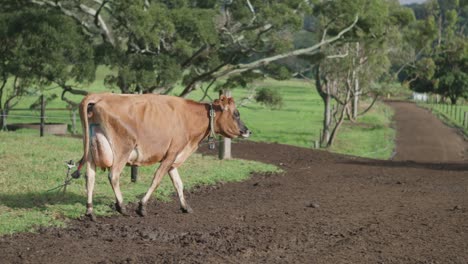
[308,0,413,147]
[23,0,358,98]
[341,0,414,120]
[404,0,467,103]
[0,7,95,128]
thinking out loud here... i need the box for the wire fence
[1,108,79,135]
[418,102,468,131]
[2,106,235,183]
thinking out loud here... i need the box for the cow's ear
[227,97,234,104]
[219,95,229,111]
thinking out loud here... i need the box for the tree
[23,0,358,99]
[404,0,468,104]
[433,38,468,104]
[303,0,413,147]
[0,7,95,128]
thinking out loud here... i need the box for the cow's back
[91,94,193,165]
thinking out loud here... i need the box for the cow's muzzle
[237,120,251,138]
[240,129,251,138]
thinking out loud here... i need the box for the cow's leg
[108,161,127,215]
[168,168,193,213]
[138,157,175,216]
[85,160,97,221]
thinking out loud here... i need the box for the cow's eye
[233,110,240,118]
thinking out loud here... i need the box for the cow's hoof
[86,213,97,222]
[181,205,193,214]
[115,202,128,216]
[137,202,147,217]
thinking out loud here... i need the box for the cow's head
[214,95,251,138]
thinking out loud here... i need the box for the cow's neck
[187,102,221,146]
[208,103,217,138]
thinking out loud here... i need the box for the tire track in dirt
[0,101,467,263]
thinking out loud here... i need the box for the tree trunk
[314,65,331,146]
[450,96,457,105]
[322,93,332,144]
[437,15,443,48]
[327,107,346,147]
[353,73,359,119]
[352,42,360,120]
[327,90,352,147]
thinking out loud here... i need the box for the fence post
[218,90,232,160]
[72,109,77,134]
[314,140,320,149]
[319,129,323,146]
[459,107,463,123]
[131,165,138,183]
[40,95,45,137]
[464,112,468,128]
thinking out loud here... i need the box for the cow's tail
[73,94,98,177]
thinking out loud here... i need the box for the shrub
[255,87,283,109]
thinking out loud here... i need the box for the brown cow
[74,93,250,220]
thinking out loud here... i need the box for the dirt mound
[1,102,467,263]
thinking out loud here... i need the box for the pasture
[1,1,467,262]
[0,73,396,234]
[4,69,395,159]
[0,129,279,234]
[1,101,467,262]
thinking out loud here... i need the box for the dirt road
[1,101,467,263]
[389,101,467,162]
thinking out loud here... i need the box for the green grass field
[1,68,397,234]
[172,79,325,147]
[4,67,395,158]
[0,129,279,234]
[171,78,395,159]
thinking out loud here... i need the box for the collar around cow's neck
[208,103,216,149]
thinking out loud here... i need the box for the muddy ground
[1,101,467,263]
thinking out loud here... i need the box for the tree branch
[28,0,115,46]
[212,16,359,79]
[181,44,211,68]
[198,78,217,102]
[178,62,230,97]
[358,94,379,116]
[78,3,115,46]
[29,0,95,34]
[56,82,89,108]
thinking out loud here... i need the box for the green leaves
[0,7,95,107]
[403,0,467,103]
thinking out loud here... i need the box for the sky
[399,0,426,4]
